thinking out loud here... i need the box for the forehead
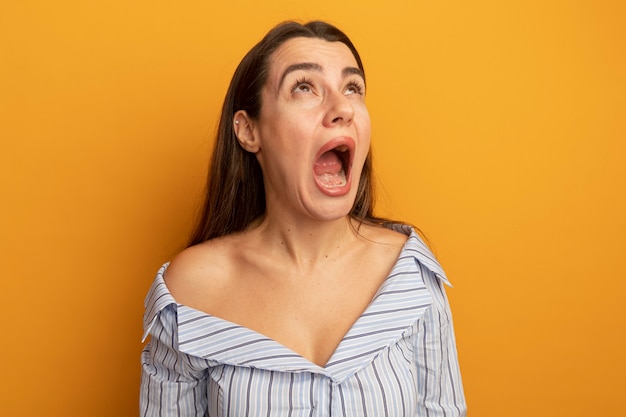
[266,37,359,82]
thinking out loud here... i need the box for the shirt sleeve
[414,266,467,416]
[140,304,209,417]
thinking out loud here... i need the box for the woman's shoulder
[349,222,412,273]
[163,233,243,307]
[357,221,412,247]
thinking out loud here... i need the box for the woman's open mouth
[313,138,354,195]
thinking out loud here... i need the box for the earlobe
[234,111,260,153]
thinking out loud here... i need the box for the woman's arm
[140,305,209,417]
[415,267,467,416]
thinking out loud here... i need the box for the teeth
[318,170,347,188]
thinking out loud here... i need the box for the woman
[141,20,466,416]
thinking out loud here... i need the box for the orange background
[1,1,625,416]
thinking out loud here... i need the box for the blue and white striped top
[140,226,466,416]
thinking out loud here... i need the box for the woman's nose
[323,90,355,127]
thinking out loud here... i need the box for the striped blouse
[140,226,466,416]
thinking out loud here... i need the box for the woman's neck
[249,214,361,273]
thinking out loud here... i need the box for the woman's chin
[304,194,358,222]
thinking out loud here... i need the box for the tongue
[314,151,342,175]
[314,151,346,188]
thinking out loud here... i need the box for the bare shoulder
[353,222,410,270]
[164,234,240,308]
[357,222,410,248]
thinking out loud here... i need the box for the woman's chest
[206,255,396,367]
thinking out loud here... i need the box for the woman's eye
[291,79,313,93]
[295,84,311,92]
[345,81,365,96]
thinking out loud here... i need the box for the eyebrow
[277,62,365,91]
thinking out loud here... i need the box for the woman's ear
[233,111,260,153]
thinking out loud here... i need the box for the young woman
[140,20,466,416]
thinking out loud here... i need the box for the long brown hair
[188,21,382,246]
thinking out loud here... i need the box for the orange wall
[1,1,624,416]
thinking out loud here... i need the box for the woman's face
[242,37,371,223]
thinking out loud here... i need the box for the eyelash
[289,77,365,95]
[291,77,314,93]
[345,80,365,95]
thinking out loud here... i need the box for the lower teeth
[318,171,346,188]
